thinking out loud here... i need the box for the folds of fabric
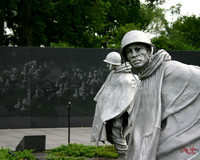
[127,61,165,160]
[91,63,138,144]
[127,49,200,160]
[157,61,200,160]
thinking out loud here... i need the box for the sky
[143,0,200,37]
[161,0,200,22]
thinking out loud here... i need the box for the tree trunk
[22,0,33,46]
[0,10,5,45]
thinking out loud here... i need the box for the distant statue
[121,30,200,160]
[91,52,139,160]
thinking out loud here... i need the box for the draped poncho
[91,63,138,145]
[128,49,200,160]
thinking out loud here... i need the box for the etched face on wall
[125,43,151,69]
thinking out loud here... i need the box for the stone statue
[121,30,200,160]
[91,51,139,160]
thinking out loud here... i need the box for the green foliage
[50,41,75,48]
[14,149,37,160]
[0,148,14,160]
[3,0,53,46]
[1,0,164,48]
[170,15,200,49]
[151,35,197,51]
[0,147,37,160]
[3,0,199,51]
[107,23,141,48]
[45,143,118,159]
[152,15,200,51]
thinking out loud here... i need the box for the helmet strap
[109,64,113,71]
[149,46,154,62]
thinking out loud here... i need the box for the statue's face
[125,44,150,69]
[107,63,115,71]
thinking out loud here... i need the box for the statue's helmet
[120,30,155,60]
[103,52,121,65]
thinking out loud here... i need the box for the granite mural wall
[0,47,199,128]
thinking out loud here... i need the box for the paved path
[0,127,111,151]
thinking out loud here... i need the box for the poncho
[91,63,138,144]
[127,49,200,160]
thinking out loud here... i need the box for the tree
[0,0,20,46]
[0,3,5,45]
[2,0,165,47]
[51,0,111,48]
[2,0,53,46]
[170,15,200,49]
[152,15,200,51]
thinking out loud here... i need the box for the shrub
[45,143,118,159]
[0,147,36,160]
